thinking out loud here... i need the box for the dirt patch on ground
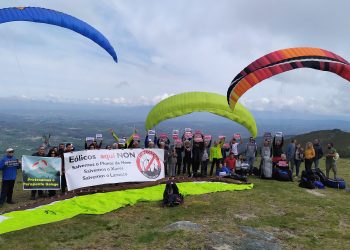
[305,189,326,197]
[233,213,258,221]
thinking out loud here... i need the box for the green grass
[0,159,349,249]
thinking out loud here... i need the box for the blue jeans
[293,159,302,177]
[313,158,320,169]
[247,156,255,171]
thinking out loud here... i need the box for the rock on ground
[163,221,202,231]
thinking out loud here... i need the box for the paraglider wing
[227,48,350,109]
[0,7,118,62]
[145,92,258,138]
[231,48,349,86]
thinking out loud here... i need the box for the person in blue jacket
[0,148,21,206]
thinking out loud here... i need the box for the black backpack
[314,168,327,184]
[299,170,318,189]
[299,177,315,189]
[162,182,184,207]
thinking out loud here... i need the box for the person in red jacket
[224,152,236,173]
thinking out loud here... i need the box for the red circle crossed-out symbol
[136,150,162,179]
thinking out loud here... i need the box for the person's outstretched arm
[109,129,119,142]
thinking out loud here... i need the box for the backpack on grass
[299,170,319,189]
[162,181,184,207]
[325,178,346,189]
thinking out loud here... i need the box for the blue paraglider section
[0,7,118,62]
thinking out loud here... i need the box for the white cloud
[0,1,350,116]
[5,93,174,106]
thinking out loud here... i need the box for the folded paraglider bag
[314,168,327,184]
[313,180,325,189]
[302,170,320,182]
[162,181,184,207]
[299,177,315,189]
[261,157,273,179]
[274,168,292,181]
[325,178,346,189]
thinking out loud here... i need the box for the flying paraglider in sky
[0,7,118,62]
[227,47,350,109]
[145,92,258,138]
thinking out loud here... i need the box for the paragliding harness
[273,160,292,181]
[299,170,321,189]
[162,181,184,207]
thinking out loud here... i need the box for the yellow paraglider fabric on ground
[145,92,257,137]
[0,182,253,235]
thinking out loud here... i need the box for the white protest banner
[64,149,165,191]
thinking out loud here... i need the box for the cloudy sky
[0,0,350,115]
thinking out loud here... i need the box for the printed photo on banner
[22,155,62,190]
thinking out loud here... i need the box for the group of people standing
[162,135,259,178]
[0,129,339,207]
[285,139,337,179]
[0,143,75,206]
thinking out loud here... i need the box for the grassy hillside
[0,159,349,249]
[285,129,350,157]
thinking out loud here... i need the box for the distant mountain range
[0,99,350,156]
[285,129,350,157]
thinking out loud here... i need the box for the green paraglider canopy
[145,92,257,137]
[0,182,253,235]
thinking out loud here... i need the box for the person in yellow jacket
[304,142,315,172]
[209,138,225,176]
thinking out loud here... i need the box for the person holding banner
[58,143,65,156]
[272,135,284,165]
[30,146,47,200]
[157,135,170,149]
[85,140,102,150]
[159,142,168,176]
[245,137,258,174]
[148,141,156,148]
[129,139,140,149]
[145,133,157,148]
[46,149,60,197]
[167,147,177,177]
[174,140,183,175]
[0,148,21,206]
[192,137,204,177]
[230,136,243,159]
[201,140,211,176]
[60,143,74,194]
[110,129,134,148]
[183,140,192,177]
